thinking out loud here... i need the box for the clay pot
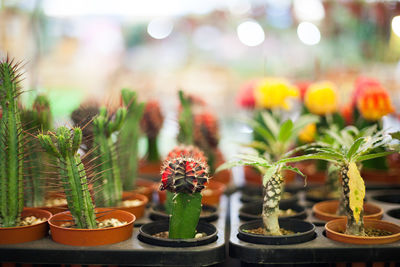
[313,200,383,222]
[133,179,156,201]
[212,149,231,185]
[361,169,400,184]
[244,166,262,185]
[33,192,68,215]
[201,180,226,206]
[325,219,400,245]
[115,192,148,220]
[138,160,162,178]
[49,208,135,246]
[295,161,326,184]
[0,208,52,245]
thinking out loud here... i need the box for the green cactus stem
[0,58,25,227]
[177,90,194,145]
[38,127,97,229]
[118,89,144,191]
[92,106,126,207]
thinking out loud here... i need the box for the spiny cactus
[92,106,126,207]
[165,145,207,163]
[71,104,99,151]
[37,127,97,229]
[118,89,144,190]
[140,100,164,162]
[21,95,52,207]
[160,146,210,239]
[0,57,25,227]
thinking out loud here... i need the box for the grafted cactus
[92,106,126,207]
[37,127,97,229]
[0,57,24,227]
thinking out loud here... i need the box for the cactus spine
[38,127,97,229]
[118,89,144,190]
[92,107,126,207]
[0,58,24,227]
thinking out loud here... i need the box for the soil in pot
[112,192,148,220]
[372,192,400,204]
[138,220,217,247]
[49,208,135,246]
[150,204,218,222]
[237,219,316,245]
[239,201,307,221]
[201,180,226,206]
[0,208,52,245]
[313,200,383,222]
[325,219,400,245]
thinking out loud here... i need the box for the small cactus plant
[0,57,25,227]
[160,146,210,239]
[37,127,97,229]
[92,106,127,207]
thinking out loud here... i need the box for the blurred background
[1,0,400,158]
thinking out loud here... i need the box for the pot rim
[313,200,383,221]
[0,208,52,230]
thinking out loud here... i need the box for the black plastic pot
[372,192,400,204]
[237,219,316,245]
[240,185,299,205]
[387,208,400,219]
[305,186,339,203]
[149,204,218,222]
[239,201,307,221]
[138,220,218,247]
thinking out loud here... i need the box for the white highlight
[297,22,321,45]
[294,0,325,22]
[237,20,265,47]
[392,16,400,38]
[147,18,174,39]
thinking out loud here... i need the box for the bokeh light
[297,22,321,45]
[237,20,265,47]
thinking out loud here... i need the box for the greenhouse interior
[1,0,400,266]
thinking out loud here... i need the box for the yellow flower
[298,123,316,143]
[305,81,338,115]
[254,78,299,110]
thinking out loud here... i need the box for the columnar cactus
[0,57,24,227]
[92,107,126,207]
[160,146,210,239]
[38,127,97,229]
[118,89,144,190]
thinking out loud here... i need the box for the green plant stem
[169,192,202,239]
[165,191,174,215]
[147,137,160,162]
[262,172,284,235]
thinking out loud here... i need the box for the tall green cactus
[21,95,52,207]
[38,127,97,229]
[118,89,144,191]
[0,57,25,227]
[177,90,194,145]
[92,106,126,207]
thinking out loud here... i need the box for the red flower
[237,80,257,109]
[294,81,311,101]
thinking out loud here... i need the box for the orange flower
[357,86,395,121]
[304,81,338,115]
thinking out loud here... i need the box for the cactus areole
[160,146,210,239]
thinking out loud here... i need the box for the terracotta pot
[31,192,68,215]
[138,160,162,177]
[325,219,400,245]
[212,149,231,185]
[313,200,383,222]
[49,208,135,246]
[0,208,52,245]
[244,166,262,185]
[115,192,148,220]
[296,161,326,184]
[133,179,156,201]
[361,169,400,184]
[201,180,226,206]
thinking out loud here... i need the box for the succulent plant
[140,100,164,162]
[71,104,99,151]
[160,146,210,239]
[118,89,145,190]
[0,57,25,227]
[177,90,194,145]
[92,106,126,207]
[37,127,97,229]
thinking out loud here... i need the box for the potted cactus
[0,57,51,244]
[38,126,135,246]
[91,106,148,219]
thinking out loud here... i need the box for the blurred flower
[341,103,354,125]
[298,123,316,143]
[352,77,382,106]
[254,78,298,110]
[295,81,311,101]
[357,86,395,121]
[237,80,257,109]
[304,81,338,115]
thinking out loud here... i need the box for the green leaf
[278,120,293,143]
[278,153,340,164]
[263,165,279,186]
[292,114,319,134]
[356,151,394,162]
[261,111,279,137]
[246,119,276,145]
[242,141,270,153]
[390,131,400,141]
[346,137,365,160]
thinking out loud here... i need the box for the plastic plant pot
[361,169,400,184]
[138,220,218,247]
[49,208,135,246]
[325,219,400,245]
[150,204,218,222]
[138,160,162,178]
[237,219,316,245]
[305,186,339,203]
[239,201,307,221]
[387,208,400,219]
[0,208,52,245]
[372,192,400,204]
[240,185,299,205]
[111,192,148,220]
[134,179,156,201]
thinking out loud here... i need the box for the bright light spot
[392,16,400,38]
[294,0,325,22]
[147,18,174,40]
[237,21,265,47]
[297,22,321,45]
[193,25,221,51]
[228,0,251,16]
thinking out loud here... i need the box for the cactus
[37,127,97,229]
[0,57,25,227]
[21,95,52,207]
[140,101,164,162]
[92,106,126,207]
[118,89,144,190]
[177,90,194,145]
[160,146,210,239]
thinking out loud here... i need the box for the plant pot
[201,180,226,206]
[237,219,316,245]
[149,204,218,222]
[313,200,383,222]
[115,192,148,220]
[295,161,326,184]
[138,220,218,247]
[244,166,296,185]
[212,149,231,185]
[133,179,156,201]
[325,219,400,245]
[32,192,68,215]
[0,208,52,245]
[49,208,135,246]
[240,185,299,205]
[138,160,162,179]
[372,192,400,204]
[387,208,400,219]
[361,169,400,184]
[305,186,339,203]
[239,201,307,221]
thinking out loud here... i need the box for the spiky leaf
[348,162,365,223]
